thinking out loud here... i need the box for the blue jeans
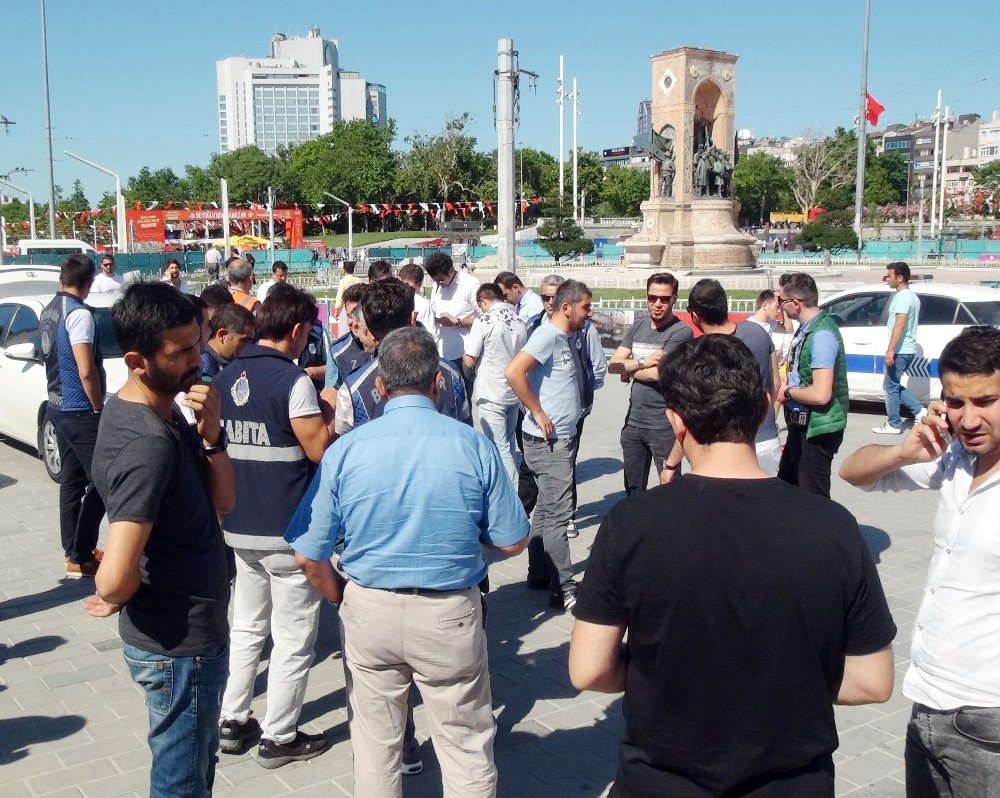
[884,353,923,428]
[124,644,229,798]
[905,703,1000,797]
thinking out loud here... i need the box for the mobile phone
[200,374,213,384]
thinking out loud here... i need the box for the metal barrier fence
[593,297,757,313]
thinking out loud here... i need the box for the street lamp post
[0,180,37,239]
[324,192,353,260]
[916,174,926,261]
[39,0,58,239]
[64,151,127,253]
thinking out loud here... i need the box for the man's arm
[836,646,895,705]
[462,354,479,370]
[608,345,663,383]
[769,351,780,401]
[780,367,833,407]
[586,324,608,387]
[885,312,907,367]
[569,619,628,693]
[505,350,553,439]
[71,343,105,411]
[839,413,950,486]
[95,520,153,606]
[294,553,345,605]
[292,415,334,464]
[183,383,236,513]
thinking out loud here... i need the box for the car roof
[823,282,1000,304]
[0,289,119,309]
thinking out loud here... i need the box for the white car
[0,279,126,480]
[819,282,1000,403]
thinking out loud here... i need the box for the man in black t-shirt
[608,272,693,494]
[570,335,897,798]
[86,283,235,797]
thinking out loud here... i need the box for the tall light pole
[221,178,231,260]
[852,0,871,258]
[916,174,925,261]
[519,142,525,229]
[557,55,566,204]
[64,151,127,253]
[938,106,951,238]
[571,77,580,220]
[929,90,942,237]
[267,186,276,262]
[325,192,353,260]
[40,0,57,239]
[496,39,518,273]
[0,180,37,240]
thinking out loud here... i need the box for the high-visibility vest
[230,288,260,313]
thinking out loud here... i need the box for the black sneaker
[401,737,423,775]
[219,715,261,755]
[257,730,329,769]
[549,590,577,612]
[526,575,551,590]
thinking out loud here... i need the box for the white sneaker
[914,408,928,424]
[872,422,903,435]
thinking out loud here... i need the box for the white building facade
[216,27,386,155]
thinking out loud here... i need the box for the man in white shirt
[495,271,544,326]
[256,261,289,303]
[397,263,438,345]
[840,325,1000,798]
[91,254,124,293]
[426,252,480,403]
[463,283,527,484]
[161,259,189,293]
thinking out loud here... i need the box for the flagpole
[853,0,871,260]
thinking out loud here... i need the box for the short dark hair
[756,289,776,309]
[186,293,207,326]
[782,273,818,306]
[938,326,1000,379]
[360,278,414,342]
[165,258,181,270]
[659,335,767,446]
[647,272,678,292]
[272,260,289,274]
[112,282,199,358]
[342,282,367,306]
[343,261,356,275]
[494,271,524,290]
[209,302,255,336]
[200,283,235,310]
[778,273,793,287]
[687,279,729,326]
[887,261,910,282]
[60,254,96,289]
[101,254,115,265]
[554,279,591,308]
[367,260,393,282]
[424,252,454,278]
[255,283,318,341]
[476,283,505,303]
[398,263,425,285]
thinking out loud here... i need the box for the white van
[17,239,100,257]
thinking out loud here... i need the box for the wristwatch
[783,387,793,402]
[202,427,229,456]
[637,356,646,368]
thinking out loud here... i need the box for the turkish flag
[866,93,885,126]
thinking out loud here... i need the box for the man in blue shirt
[290,327,527,798]
[495,271,545,326]
[873,261,926,434]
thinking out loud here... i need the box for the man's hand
[83,593,122,618]
[642,350,665,370]
[437,313,458,328]
[531,409,555,440]
[776,379,789,405]
[659,466,677,485]
[184,383,222,446]
[900,401,950,463]
[885,351,896,368]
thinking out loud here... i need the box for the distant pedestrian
[256,260,289,303]
[161,258,190,293]
[91,254,123,293]
[332,261,363,319]
[495,271,544,326]
[367,259,393,283]
[204,244,223,281]
[226,258,260,314]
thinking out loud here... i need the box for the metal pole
[519,145,525,229]
[938,106,950,237]
[852,0,871,258]
[0,181,37,240]
[0,216,6,264]
[929,89,942,237]
[92,220,97,247]
[39,0,57,239]
[496,38,517,273]
[572,77,579,220]
[267,186,275,261]
[557,55,564,204]
[916,175,925,261]
[324,192,353,260]
[64,151,128,253]
[221,178,231,260]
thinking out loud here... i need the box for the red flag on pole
[866,93,885,126]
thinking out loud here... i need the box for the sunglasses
[647,294,675,304]
[541,294,557,302]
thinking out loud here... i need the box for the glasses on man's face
[647,294,675,305]
[779,296,797,306]
[541,294,557,303]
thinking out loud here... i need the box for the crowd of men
[33,250,998,797]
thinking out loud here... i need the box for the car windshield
[93,308,122,358]
[964,301,1000,326]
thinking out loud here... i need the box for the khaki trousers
[339,581,497,798]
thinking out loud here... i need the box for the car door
[0,304,47,446]
[0,303,28,441]
[821,291,890,400]
[904,295,963,404]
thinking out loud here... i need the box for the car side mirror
[4,342,41,362]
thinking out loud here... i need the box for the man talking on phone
[840,325,1000,797]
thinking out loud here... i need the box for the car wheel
[39,413,61,482]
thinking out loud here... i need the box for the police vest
[329,331,371,389]
[39,291,105,412]
[346,355,467,427]
[215,343,315,541]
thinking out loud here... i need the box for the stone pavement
[0,379,937,797]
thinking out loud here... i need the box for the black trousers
[777,422,844,499]
[49,407,105,563]
[517,414,586,516]
[620,423,675,496]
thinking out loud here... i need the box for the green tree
[517,148,559,199]
[396,114,484,206]
[536,200,594,261]
[561,150,605,215]
[797,208,858,251]
[207,146,296,204]
[60,180,90,212]
[791,134,854,215]
[123,167,190,205]
[598,167,648,217]
[974,160,1000,189]
[733,152,794,226]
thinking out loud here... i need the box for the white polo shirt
[867,441,1000,709]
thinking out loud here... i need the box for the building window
[885,140,911,150]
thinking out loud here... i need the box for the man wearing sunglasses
[609,273,693,494]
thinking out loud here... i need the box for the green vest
[795,311,849,439]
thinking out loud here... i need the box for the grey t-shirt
[623,317,694,429]
[733,321,779,443]
[92,396,230,657]
[521,321,581,439]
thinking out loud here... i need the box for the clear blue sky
[2,1,998,205]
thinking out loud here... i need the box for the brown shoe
[65,548,103,565]
[65,558,100,578]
